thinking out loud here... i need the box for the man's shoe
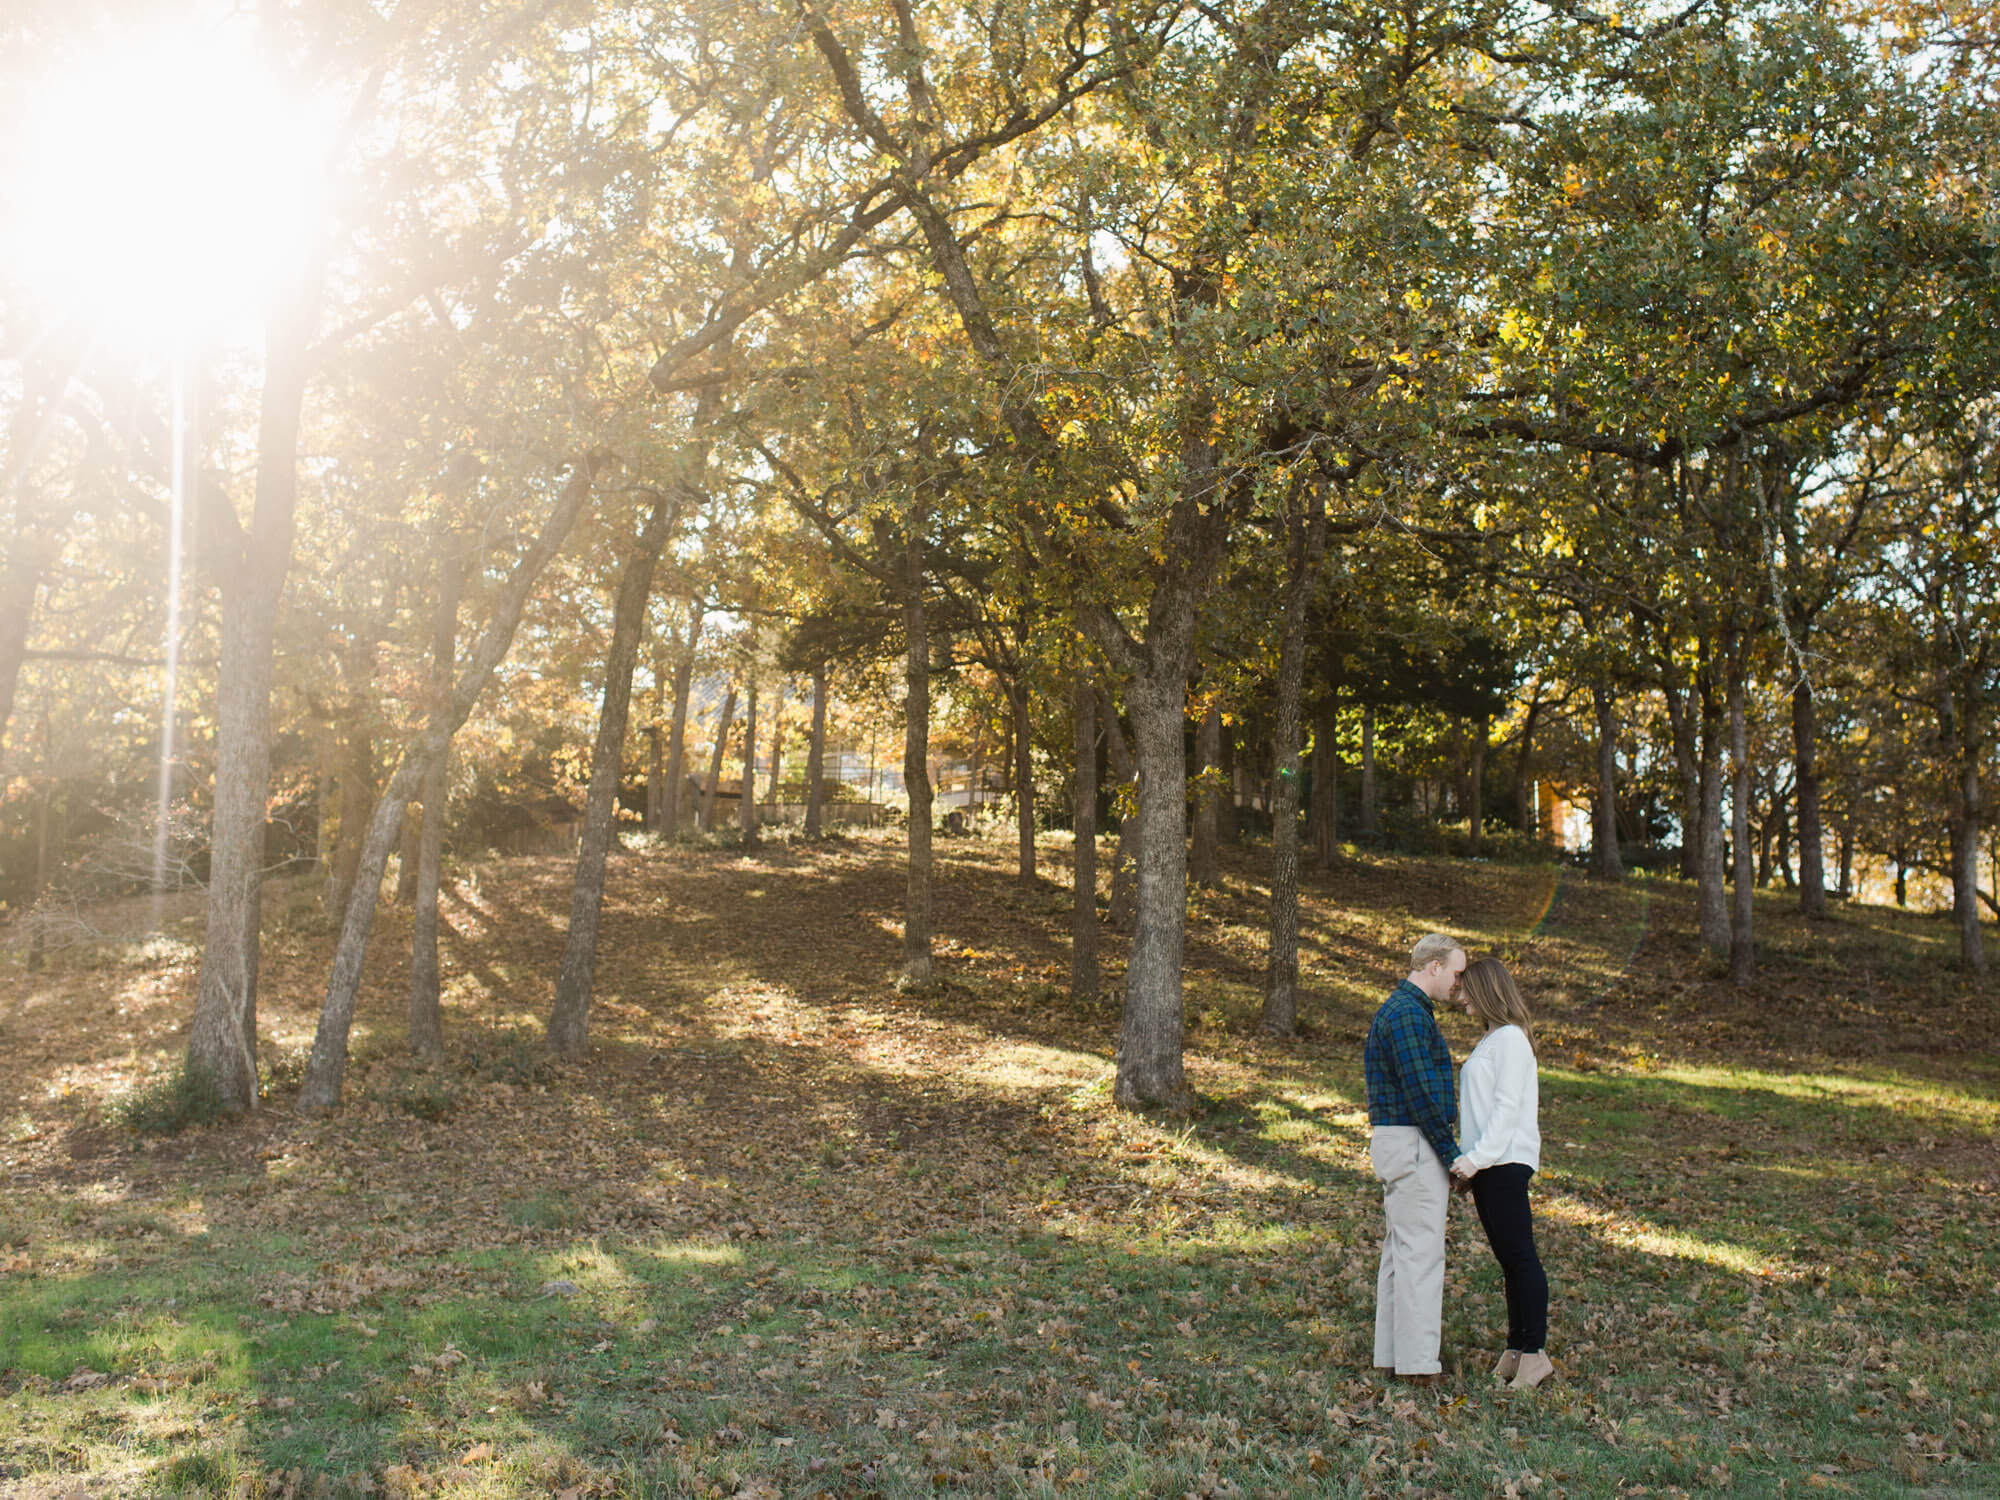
[1398,1371,1443,1389]
[1493,1350,1521,1381]
[1508,1352,1556,1390]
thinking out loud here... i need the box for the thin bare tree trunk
[1013,675,1035,886]
[1263,479,1326,1036]
[1311,699,1339,866]
[298,460,597,1114]
[1071,661,1099,1002]
[1191,700,1221,888]
[664,605,703,832]
[741,670,760,847]
[1466,712,1489,859]
[1793,676,1827,917]
[1592,682,1623,880]
[767,680,784,802]
[1100,684,1136,931]
[1698,651,1730,953]
[395,803,422,904]
[700,687,736,834]
[646,636,665,832]
[902,520,934,986]
[1946,685,1988,979]
[1727,633,1755,983]
[1359,703,1379,837]
[549,491,679,1056]
[804,663,828,839]
[409,549,464,1062]
[1511,681,1544,836]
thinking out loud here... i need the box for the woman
[1449,956,1554,1389]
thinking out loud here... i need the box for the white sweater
[1455,1024,1541,1173]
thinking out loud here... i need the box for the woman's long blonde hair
[1461,957,1534,1049]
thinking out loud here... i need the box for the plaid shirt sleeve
[1383,997,1461,1165]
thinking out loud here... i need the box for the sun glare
[1,26,334,358]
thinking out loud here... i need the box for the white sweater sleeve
[1459,1027,1537,1172]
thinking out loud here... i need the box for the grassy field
[1,830,1996,1498]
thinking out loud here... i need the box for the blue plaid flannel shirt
[1363,978,1460,1166]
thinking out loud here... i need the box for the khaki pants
[1372,1125,1447,1375]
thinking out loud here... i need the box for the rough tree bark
[187,285,319,1112]
[408,548,465,1062]
[296,460,597,1114]
[1071,661,1099,1002]
[804,662,828,839]
[1592,681,1624,880]
[548,490,680,1056]
[1311,699,1339,865]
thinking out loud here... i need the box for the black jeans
[1470,1163,1548,1354]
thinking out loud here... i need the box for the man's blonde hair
[1410,932,1462,971]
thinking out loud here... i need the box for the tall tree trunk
[1661,677,1701,881]
[1838,803,1856,900]
[1010,676,1036,885]
[187,290,318,1113]
[1511,680,1545,836]
[902,521,934,986]
[409,549,465,1063]
[27,781,53,974]
[646,637,665,832]
[1697,652,1730,953]
[664,606,703,833]
[1727,633,1755,983]
[700,687,736,834]
[767,679,784,801]
[1190,700,1221,887]
[395,802,422,904]
[741,669,760,847]
[548,492,678,1056]
[1071,662,1099,1002]
[1792,677,1827,917]
[297,460,597,1114]
[1947,687,1988,979]
[1116,664,1195,1110]
[804,662,829,839]
[1359,703,1379,837]
[1466,712,1489,859]
[1099,684,1136,931]
[1311,699,1339,866]
[1775,790,1795,889]
[327,704,376,922]
[1592,682,1624,880]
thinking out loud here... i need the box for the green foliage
[108,1063,226,1136]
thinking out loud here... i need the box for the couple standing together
[1364,932,1555,1390]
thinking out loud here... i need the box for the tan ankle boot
[1493,1350,1521,1381]
[1508,1351,1555,1390]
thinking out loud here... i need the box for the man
[1364,931,1467,1386]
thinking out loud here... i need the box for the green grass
[2,838,1996,1496]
